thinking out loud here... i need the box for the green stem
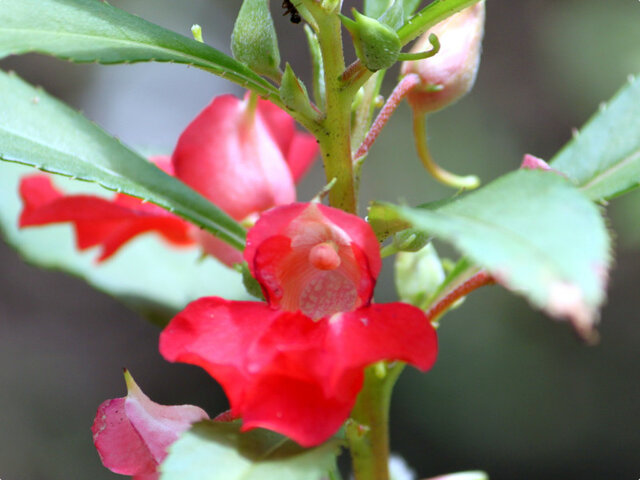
[348,363,404,480]
[413,113,480,189]
[314,7,357,213]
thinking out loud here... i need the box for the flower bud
[231,0,281,80]
[280,63,319,120]
[341,9,402,72]
[392,228,430,252]
[401,1,485,114]
[395,243,445,306]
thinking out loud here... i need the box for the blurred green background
[1,1,639,479]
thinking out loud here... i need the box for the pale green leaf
[370,170,611,338]
[0,162,248,326]
[551,75,640,202]
[0,0,276,96]
[160,421,342,480]
[0,70,246,250]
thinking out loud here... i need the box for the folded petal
[245,203,381,318]
[91,371,208,478]
[19,174,194,261]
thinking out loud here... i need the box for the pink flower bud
[401,1,485,115]
[91,370,208,479]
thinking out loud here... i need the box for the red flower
[91,370,208,480]
[159,203,437,446]
[18,95,318,265]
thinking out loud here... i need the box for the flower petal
[123,372,209,464]
[159,297,437,446]
[326,303,438,394]
[92,397,157,476]
[172,95,296,222]
[254,97,319,182]
[19,174,194,261]
[91,371,208,478]
[245,203,381,317]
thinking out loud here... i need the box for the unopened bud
[395,243,445,306]
[231,0,281,80]
[280,63,320,120]
[392,228,430,252]
[341,9,402,72]
[401,1,485,114]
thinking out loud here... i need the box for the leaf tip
[546,281,600,344]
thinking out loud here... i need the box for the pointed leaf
[551,75,640,202]
[0,162,248,326]
[370,170,611,338]
[0,70,246,250]
[0,0,276,96]
[160,421,342,480]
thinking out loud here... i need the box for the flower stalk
[348,363,404,480]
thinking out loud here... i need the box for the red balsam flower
[92,370,209,480]
[160,203,438,446]
[18,94,318,265]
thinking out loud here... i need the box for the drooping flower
[159,203,438,447]
[172,93,318,265]
[91,370,209,480]
[18,94,318,266]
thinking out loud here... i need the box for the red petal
[123,372,209,464]
[19,174,194,261]
[92,397,157,476]
[91,372,208,478]
[256,97,318,182]
[159,298,283,408]
[159,297,436,446]
[285,132,319,183]
[172,95,296,222]
[256,97,296,155]
[326,303,438,393]
[245,204,380,317]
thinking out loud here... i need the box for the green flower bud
[392,228,430,252]
[401,1,485,114]
[395,243,445,306]
[279,63,320,120]
[231,0,281,80]
[341,9,402,72]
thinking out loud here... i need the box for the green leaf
[0,69,246,250]
[550,74,640,202]
[0,162,248,326]
[231,0,281,80]
[370,170,611,338]
[160,421,342,480]
[0,0,276,97]
[364,0,421,20]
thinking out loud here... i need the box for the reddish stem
[425,270,495,322]
[353,74,421,161]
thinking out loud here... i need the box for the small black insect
[282,0,301,24]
